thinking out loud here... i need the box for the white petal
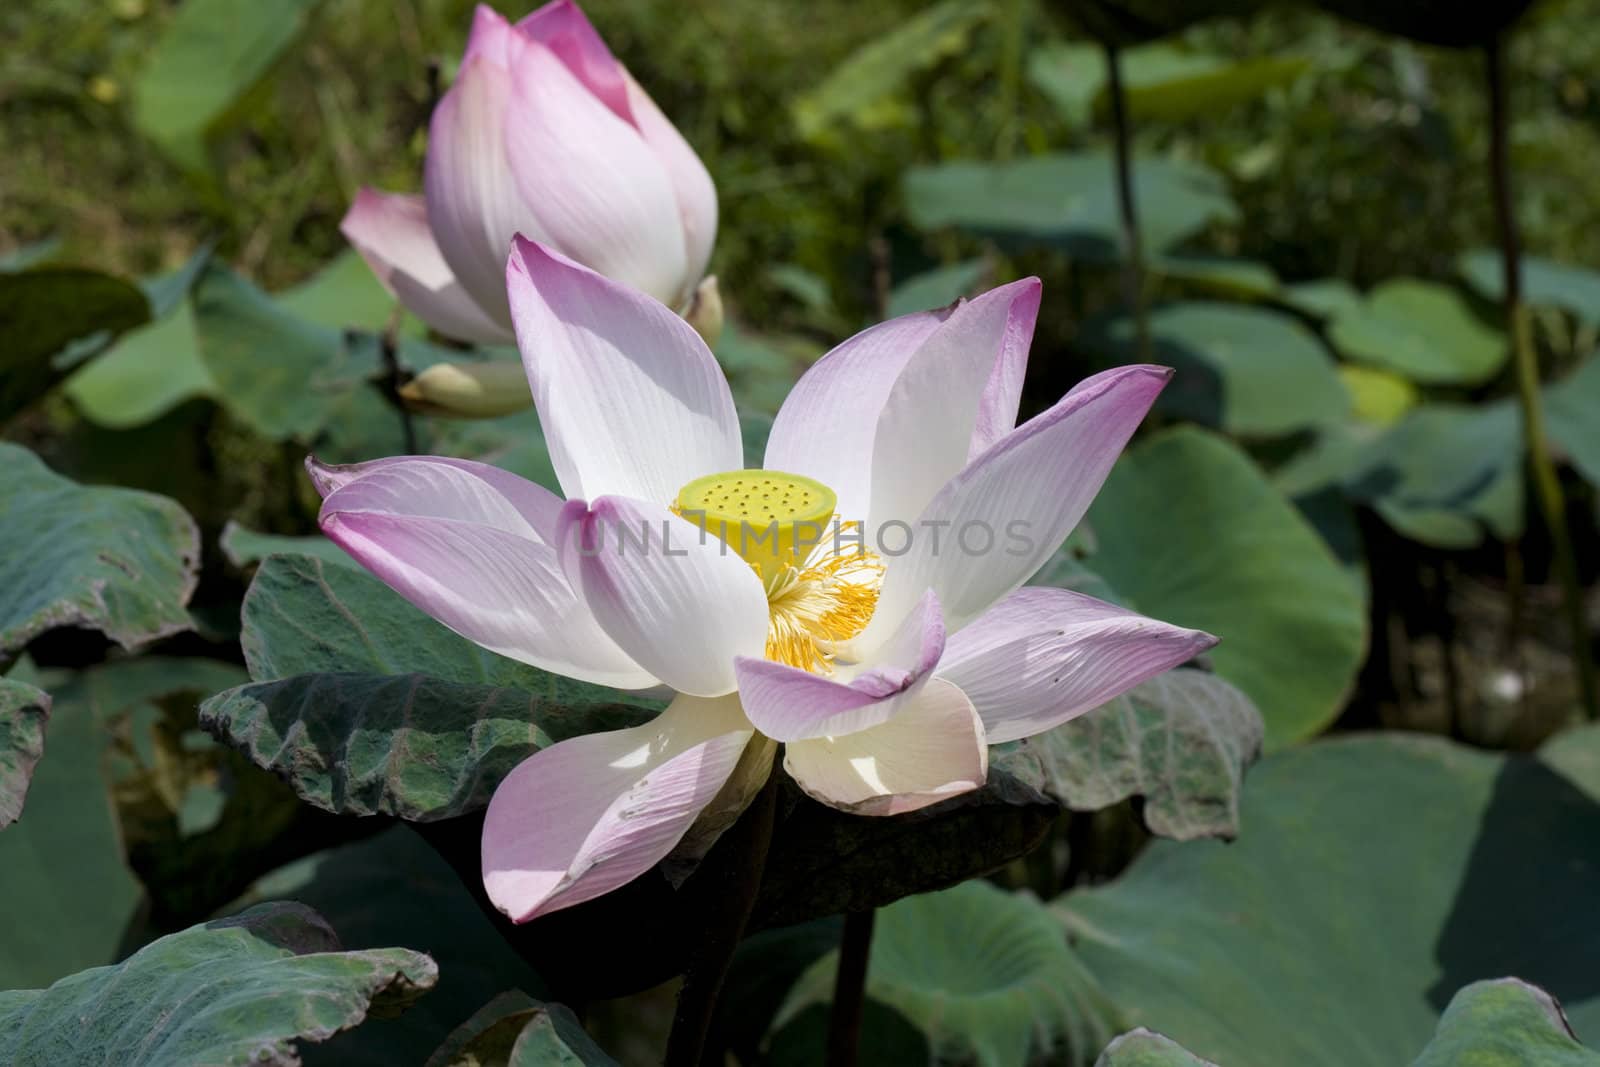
[482,691,752,922]
[783,677,988,816]
[557,495,769,697]
[506,236,741,503]
[937,587,1218,744]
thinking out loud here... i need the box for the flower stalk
[826,908,877,1067]
[1104,41,1150,365]
[1484,34,1597,720]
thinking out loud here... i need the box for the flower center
[675,469,883,674]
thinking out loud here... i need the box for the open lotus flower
[339,1,716,345]
[308,236,1218,923]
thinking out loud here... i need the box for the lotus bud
[339,1,718,349]
[683,275,724,350]
[398,361,534,418]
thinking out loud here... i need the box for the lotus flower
[339,1,716,345]
[308,237,1217,923]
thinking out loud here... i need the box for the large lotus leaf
[1341,401,1524,548]
[1546,357,1600,491]
[1056,733,1600,1065]
[219,521,350,570]
[424,991,620,1067]
[1413,979,1600,1066]
[1328,279,1507,385]
[0,677,49,830]
[886,259,990,317]
[277,249,408,334]
[202,553,657,822]
[771,880,1119,1067]
[1459,250,1600,326]
[903,152,1236,258]
[1281,277,1362,320]
[0,664,144,990]
[192,264,366,442]
[64,247,218,429]
[0,267,150,423]
[792,0,991,142]
[200,673,651,823]
[1030,42,1310,125]
[0,901,435,1066]
[234,553,647,700]
[1078,428,1366,748]
[412,767,1058,1001]
[132,0,325,173]
[229,827,547,1067]
[1310,0,1534,48]
[0,443,198,658]
[1149,253,1281,300]
[1096,1029,1218,1066]
[425,409,563,493]
[1077,302,1348,436]
[992,668,1263,840]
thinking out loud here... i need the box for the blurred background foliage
[6,0,1600,1062]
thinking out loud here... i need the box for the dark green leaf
[1077,428,1366,747]
[0,443,198,658]
[199,672,651,822]
[1459,250,1600,326]
[0,901,436,1066]
[1079,302,1347,436]
[1328,279,1507,385]
[0,267,150,422]
[219,521,352,570]
[1412,979,1600,1066]
[277,249,406,334]
[229,827,547,1067]
[192,264,364,442]
[903,152,1236,258]
[425,991,620,1067]
[1057,733,1600,1062]
[992,668,1263,841]
[0,664,143,989]
[886,259,990,317]
[1546,357,1600,491]
[133,0,325,173]
[791,0,991,142]
[1096,1029,1219,1066]
[773,881,1119,1067]
[0,677,49,830]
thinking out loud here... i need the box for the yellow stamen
[674,470,883,675]
[764,525,884,673]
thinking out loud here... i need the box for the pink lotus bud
[340,1,717,345]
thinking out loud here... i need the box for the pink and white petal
[423,56,527,328]
[306,454,563,542]
[505,42,687,307]
[462,4,520,68]
[861,365,1172,649]
[624,72,717,306]
[969,278,1042,458]
[506,237,741,503]
[340,189,509,345]
[764,309,950,526]
[866,278,1042,534]
[783,677,987,816]
[515,0,632,123]
[318,507,653,689]
[557,496,768,697]
[734,590,944,742]
[482,691,752,922]
[937,587,1218,744]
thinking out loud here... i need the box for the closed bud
[397,361,533,418]
[683,275,724,350]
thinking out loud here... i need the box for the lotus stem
[663,768,781,1066]
[1484,34,1598,720]
[826,908,877,1067]
[1103,41,1150,365]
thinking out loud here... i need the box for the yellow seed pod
[676,469,835,583]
